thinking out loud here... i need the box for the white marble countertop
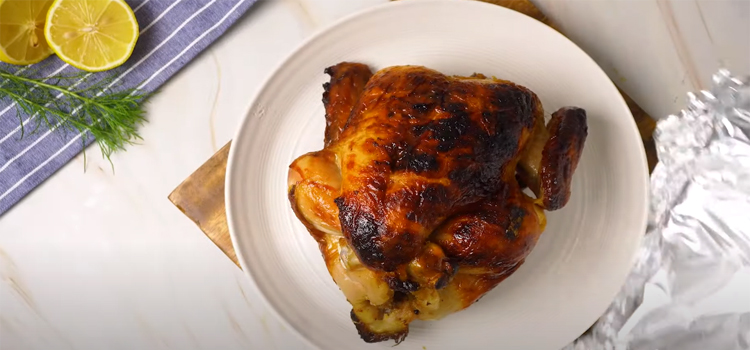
[1,0,747,349]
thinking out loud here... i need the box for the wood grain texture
[168,0,657,269]
[168,142,239,266]
[476,0,551,24]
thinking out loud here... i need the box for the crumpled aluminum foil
[564,69,750,350]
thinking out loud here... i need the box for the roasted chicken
[288,62,587,343]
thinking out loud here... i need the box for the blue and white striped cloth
[0,0,257,215]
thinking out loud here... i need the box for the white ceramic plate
[225,1,649,349]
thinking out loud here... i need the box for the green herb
[0,67,151,165]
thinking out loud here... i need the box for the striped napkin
[0,0,258,215]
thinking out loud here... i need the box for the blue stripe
[0,0,186,138]
[0,0,258,215]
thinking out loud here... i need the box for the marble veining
[208,52,224,153]
[0,1,745,349]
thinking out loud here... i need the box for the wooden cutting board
[168,0,658,268]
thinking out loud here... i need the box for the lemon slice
[0,0,55,65]
[44,0,138,72]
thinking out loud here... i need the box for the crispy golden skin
[288,62,587,343]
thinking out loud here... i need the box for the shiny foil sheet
[564,70,750,350]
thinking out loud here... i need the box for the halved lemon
[44,0,138,72]
[0,0,55,65]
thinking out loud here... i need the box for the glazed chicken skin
[288,62,587,343]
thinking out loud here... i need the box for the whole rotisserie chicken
[288,62,587,343]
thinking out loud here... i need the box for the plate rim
[225,0,650,348]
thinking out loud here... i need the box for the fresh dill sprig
[0,67,152,166]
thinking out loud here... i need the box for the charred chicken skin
[288,62,587,343]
